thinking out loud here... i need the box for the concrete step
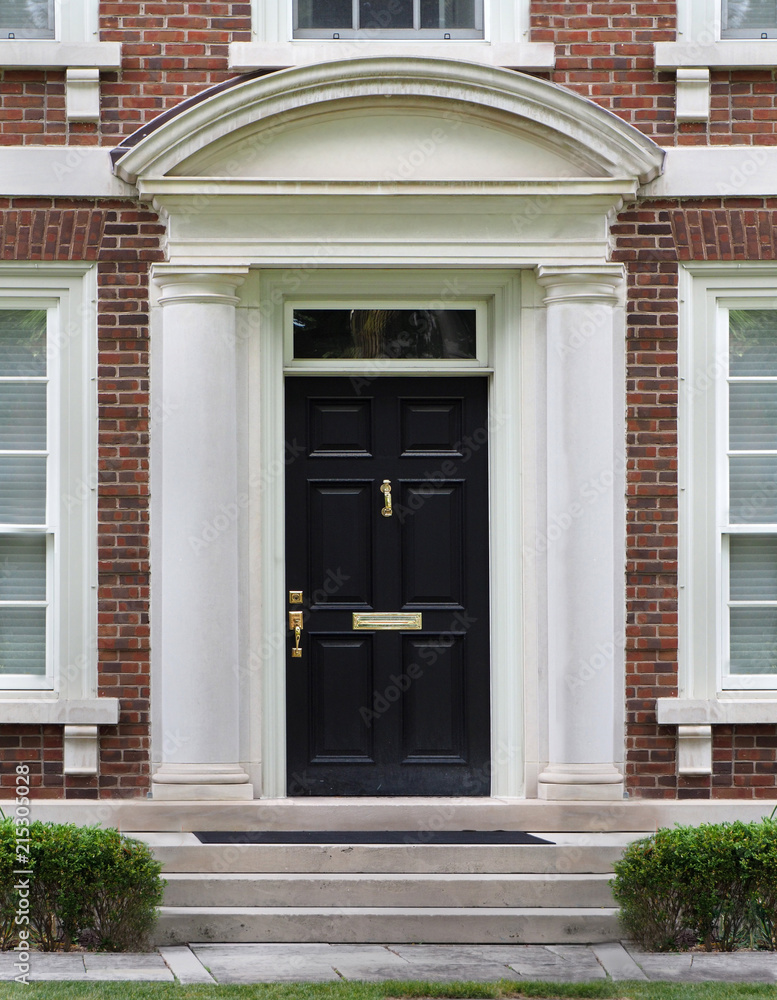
[163,872,616,908]
[144,834,637,875]
[155,905,621,946]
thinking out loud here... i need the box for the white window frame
[0,0,120,72]
[657,1,777,73]
[292,0,484,39]
[284,299,490,372]
[229,0,556,72]
[680,263,777,701]
[0,264,106,719]
[0,302,58,689]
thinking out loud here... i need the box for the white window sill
[0,698,119,725]
[655,39,777,69]
[0,40,121,69]
[657,697,777,726]
[229,40,555,72]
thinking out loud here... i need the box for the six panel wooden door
[285,376,491,795]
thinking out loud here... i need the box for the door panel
[310,636,374,761]
[401,482,464,607]
[286,376,490,796]
[401,634,466,762]
[309,483,372,606]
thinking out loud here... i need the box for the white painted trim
[0,148,135,198]
[229,41,555,71]
[0,699,118,723]
[0,265,99,715]
[114,58,664,188]
[243,0,537,51]
[0,42,120,68]
[641,147,777,198]
[658,698,777,724]
[656,40,777,68]
[675,263,777,717]
[251,268,526,799]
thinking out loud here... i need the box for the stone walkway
[2,942,777,983]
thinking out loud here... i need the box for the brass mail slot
[352,612,423,631]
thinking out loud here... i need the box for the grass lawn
[1,982,777,999]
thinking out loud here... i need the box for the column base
[152,763,254,801]
[537,763,624,801]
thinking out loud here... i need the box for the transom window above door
[286,303,488,370]
[294,0,484,38]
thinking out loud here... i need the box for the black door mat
[194,830,553,845]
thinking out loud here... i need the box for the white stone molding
[536,265,626,802]
[228,40,555,72]
[151,265,253,801]
[677,725,713,776]
[675,68,711,122]
[113,58,665,191]
[63,725,99,776]
[658,698,777,725]
[0,42,121,69]
[0,699,118,724]
[656,40,777,69]
[65,68,100,121]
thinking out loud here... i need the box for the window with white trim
[0,265,96,702]
[231,0,553,73]
[0,308,52,687]
[722,309,777,685]
[681,266,777,697]
[294,0,483,38]
[722,0,777,38]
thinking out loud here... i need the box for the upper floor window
[722,0,777,38]
[0,0,54,39]
[294,0,483,38]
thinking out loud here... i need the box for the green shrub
[611,819,777,951]
[0,819,164,951]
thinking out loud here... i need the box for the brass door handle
[289,611,303,658]
[380,479,392,517]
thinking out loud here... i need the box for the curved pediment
[114,58,664,192]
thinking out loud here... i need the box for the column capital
[536,264,624,305]
[152,265,249,307]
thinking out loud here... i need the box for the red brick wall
[618,198,777,799]
[0,200,164,799]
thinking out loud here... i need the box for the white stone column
[536,265,625,801]
[151,267,253,800]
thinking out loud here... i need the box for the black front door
[285,376,490,796]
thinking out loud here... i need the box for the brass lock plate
[289,591,303,604]
[289,611,303,629]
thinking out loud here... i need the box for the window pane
[730,536,777,600]
[421,0,476,29]
[0,384,46,451]
[297,0,353,28]
[724,0,777,32]
[0,456,46,525]
[0,0,54,38]
[359,0,413,29]
[0,536,45,601]
[294,309,477,360]
[0,311,46,377]
[730,383,777,450]
[729,456,777,523]
[730,607,777,674]
[0,607,45,676]
[730,310,777,376]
